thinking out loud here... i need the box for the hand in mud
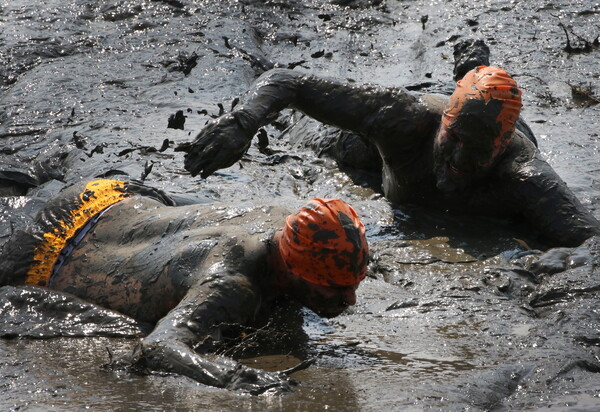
[527,244,591,276]
[227,357,315,394]
[175,111,257,178]
[127,340,294,395]
[228,364,294,395]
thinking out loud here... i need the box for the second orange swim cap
[442,66,522,157]
[278,198,369,287]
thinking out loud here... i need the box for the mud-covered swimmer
[0,179,369,394]
[178,66,600,247]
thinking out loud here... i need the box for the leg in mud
[0,285,147,339]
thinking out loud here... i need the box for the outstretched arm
[176,68,425,178]
[130,272,291,394]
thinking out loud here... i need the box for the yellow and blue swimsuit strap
[25,179,132,287]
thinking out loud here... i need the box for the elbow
[244,68,303,113]
[257,67,299,82]
[252,68,303,94]
[542,224,600,248]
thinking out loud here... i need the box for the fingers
[249,380,293,396]
[177,114,253,177]
[181,137,211,176]
[279,357,316,376]
[183,136,249,178]
[183,141,236,178]
[183,152,204,177]
[528,247,572,275]
[200,146,241,178]
[173,142,191,152]
[228,365,294,395]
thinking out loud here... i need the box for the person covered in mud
[177,65,600,247]
[0,179,369,394]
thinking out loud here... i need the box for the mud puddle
[1,0,599,410]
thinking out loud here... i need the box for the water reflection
[374,348,475,375]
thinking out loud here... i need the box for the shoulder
[418,93,450,116]
[195,203,290,260]
[491,133,567,207]
[200,203,289,231]
[496,131,539,177]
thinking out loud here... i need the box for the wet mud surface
[1,0,599,410]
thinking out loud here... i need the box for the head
[433,66,522,192]
[272,198,369,318]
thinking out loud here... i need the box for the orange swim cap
[278,199,369,287]
[442,66,522,157]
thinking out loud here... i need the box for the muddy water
[1,0,599,411]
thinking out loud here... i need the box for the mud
[1,0,599,411]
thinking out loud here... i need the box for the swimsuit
[0,179,177,287]
[25,179,132,287]
[49,202,118,286]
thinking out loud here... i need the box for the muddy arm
[512,157,600,247]
[130,273,291,394]
[177,68,424,178]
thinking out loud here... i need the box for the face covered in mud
[433,99,502,192]
[433,66,522,193]
[289,276,359,318]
